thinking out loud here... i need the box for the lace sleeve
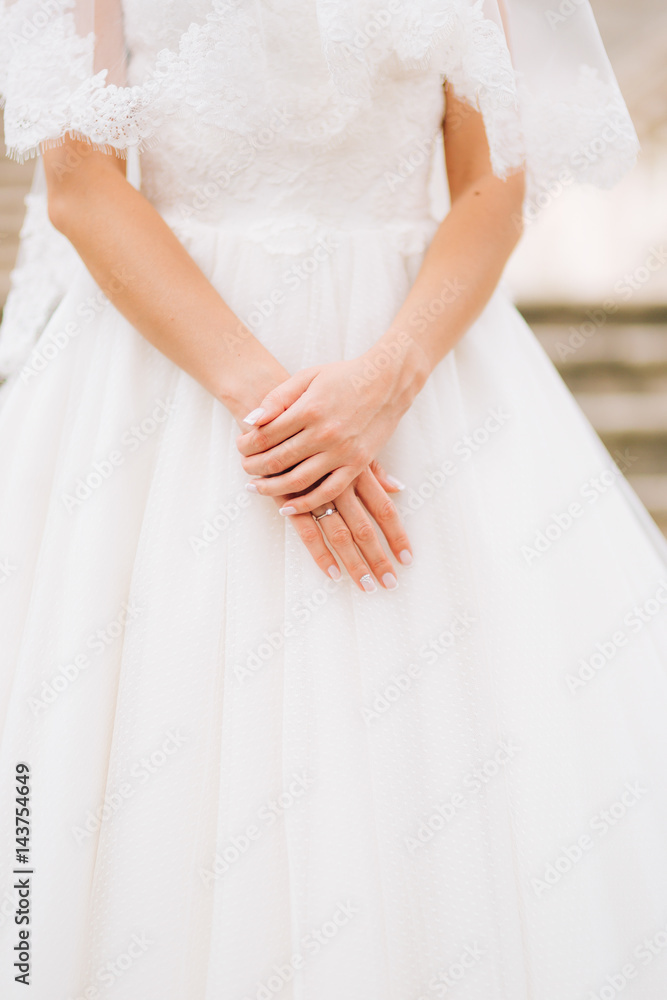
[318,0,639,199]
[0,0,164,161]
[1,0,639,187]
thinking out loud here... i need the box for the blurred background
[508,0,667,536]
[0,0,665,531]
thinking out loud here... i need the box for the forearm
[43,144,288,422]
[368,169,525,410]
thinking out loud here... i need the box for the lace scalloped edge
[3,127,163,164]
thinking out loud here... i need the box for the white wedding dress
[1,2,667,998]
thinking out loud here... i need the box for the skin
[237,85,525,509]
[42,83,524,593]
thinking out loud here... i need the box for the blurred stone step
[599,439,667,478]
[627,474,667,537]
[575,392,667,437]
[0,241,20,268]
[0,274,12,305]
[0,186,29,212]
[534,322,667,427]
[628,473,667,515]
[0,207,29,237]
[534,324,667,371]
[567,371,667,395]
[0,158,34,187]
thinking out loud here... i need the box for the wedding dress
[1,2,667,998]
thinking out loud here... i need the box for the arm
[237,85,526,513]
[42,139,290,423]
[373,83,525,380]
[41,137,410,590]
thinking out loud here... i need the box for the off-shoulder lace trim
[315,0,637,187]
[0,5,171,161]
[1,0,638,188]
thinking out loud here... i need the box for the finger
[236,401,312,457]
[276,467,357,515]
[288,508,342,582]
[249,455,340,501]
[369,458,406,494]
[241,429,313,477]
[356,470,413,566]
[241,369,317,427]
[334,488,399,590]
[314,505,377,593]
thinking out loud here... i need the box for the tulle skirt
[1,215,667,1000]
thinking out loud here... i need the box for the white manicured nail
[386,475,406,490]
[382,573,398,590]
[328,566,342,581]
[360,574,376,593]
[399,549,413,566]
[243,407,265,426]
[245,482,259,493]
[279,506,297,516]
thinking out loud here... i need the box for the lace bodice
[0,0,640,375]
[2,1,639,191]
[132,9,446,245]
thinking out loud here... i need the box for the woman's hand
[237,345,428,514]
[274,460,413,592]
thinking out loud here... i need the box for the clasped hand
[236,356,415,592]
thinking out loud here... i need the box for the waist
[159,206,440,256]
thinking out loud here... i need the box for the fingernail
[279,506,297,516]
[245,482,259,493]
[382,573,398,590]
[328,566,342,581]
[399,549,413,566]
[360,574,377,593]
[243,407,265,426]
[386,475,406,490]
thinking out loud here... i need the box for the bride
[1,1,667,997]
